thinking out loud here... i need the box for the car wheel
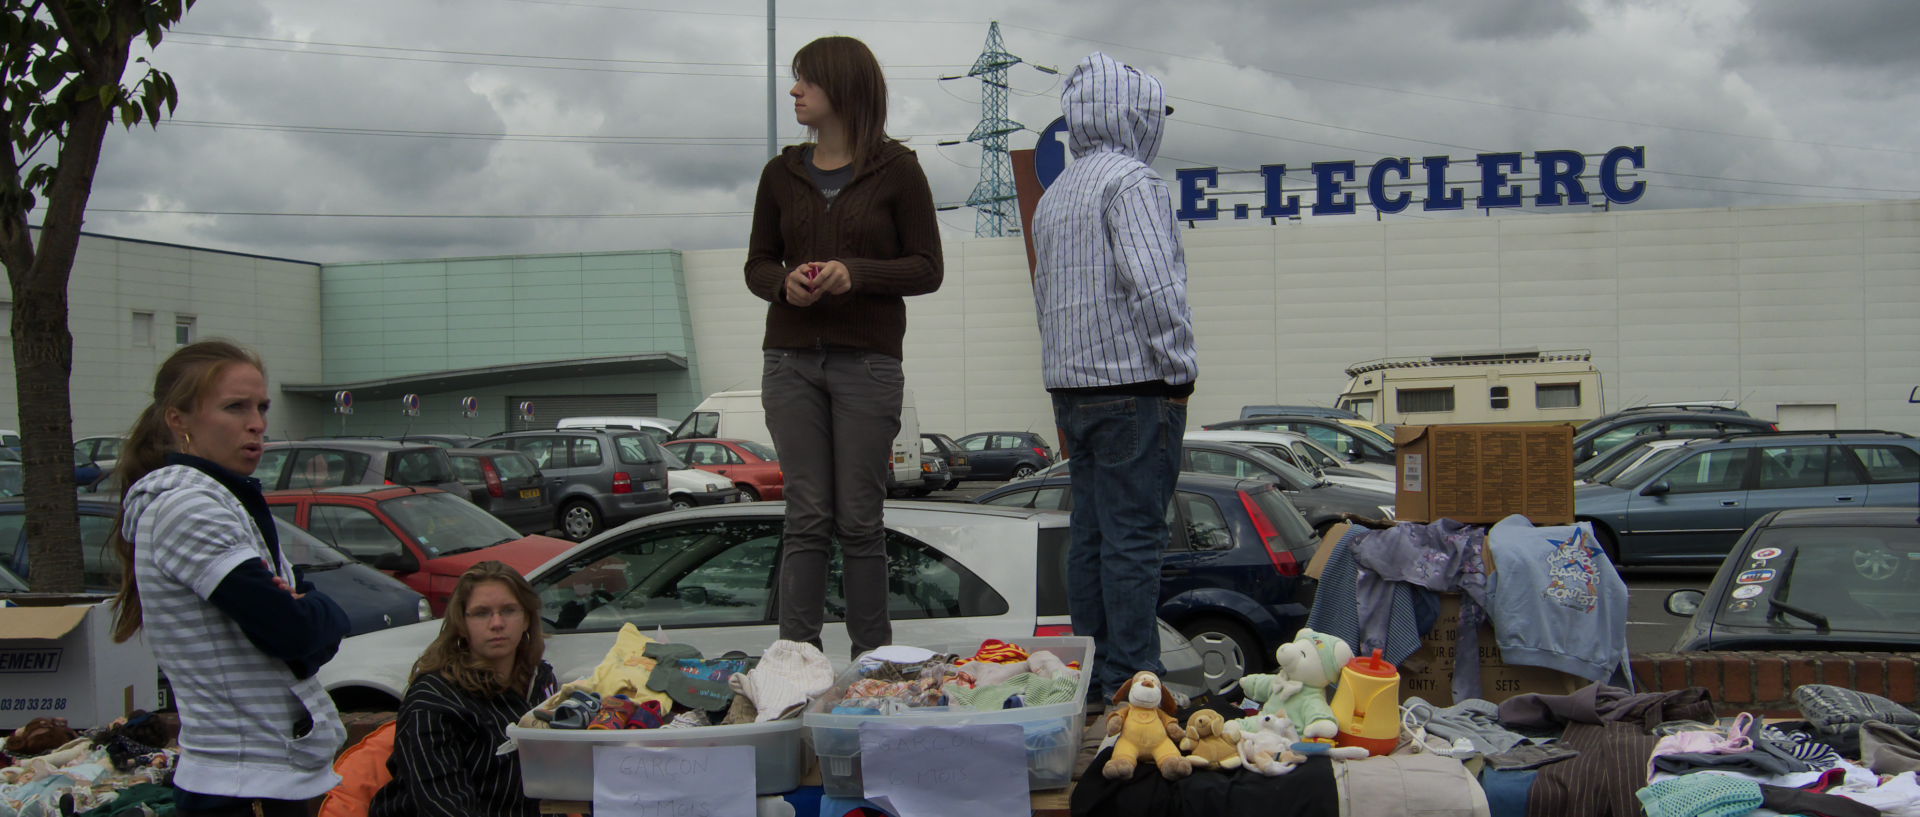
[944,479,959,491]
[560,500,603,541]
[669,493,694,511]
[1855,547,1901,582]
[1179,617,1263,690]
[1012,464,1037,480]
[737,485,759,502]
[909,487,934,497]
[1587,521,1622,565]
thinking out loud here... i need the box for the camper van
[672,389,921,485]
[1335,349,1602,426]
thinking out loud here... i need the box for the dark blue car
[975,472,1319,689]
[0,498,429,635]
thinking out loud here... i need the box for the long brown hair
[410,561,546,697]
[792,36,892,176]
[111,340,267,643]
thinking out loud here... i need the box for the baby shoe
[589,695,638,730]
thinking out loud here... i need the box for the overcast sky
[66,0,1920,263]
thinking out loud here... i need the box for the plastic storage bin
[506,717,806,799]
[802,635,1093,799]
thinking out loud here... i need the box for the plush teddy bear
[1237,628,1353,740]
[1178,709,1243,771]
[1237,713,1308,776]
[1102,671,1193,780]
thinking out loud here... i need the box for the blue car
[0,498,429,635]
[1576,430,1920,565]
[975,472,1319,689]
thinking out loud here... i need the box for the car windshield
[660,445,689,470]
[1717,526,1920,635]
[1584,441,1671,483]
[738,441,777,461]
[273,519,354,568]
[380,492,519,557]
[1605,446,1690,488]
[0,463,20,497]
[614,433,662,465]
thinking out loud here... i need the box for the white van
[672,389,920,485]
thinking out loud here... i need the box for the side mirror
[1642,480,1673,497]
[1665,589,1705,617]
[370,551,420,573]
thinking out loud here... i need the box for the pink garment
[1648,713,1757,780]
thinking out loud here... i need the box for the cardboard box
[1395,425,1574,525]
[1397,595,1581,707]
[0,595,158,729]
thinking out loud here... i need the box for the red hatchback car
[266,485,573,615]
[660,438,784,501]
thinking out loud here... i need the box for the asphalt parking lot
[914,479,1710,655]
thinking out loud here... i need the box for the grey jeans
[762,348,903,657]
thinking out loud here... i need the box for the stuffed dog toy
[1179,709,1243,770]
[1237,713,1308,776]
[1102,671,1192,780]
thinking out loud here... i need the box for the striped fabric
[1762,724,1842,769]
[124,465,346,798]
[1031,52,1198,392]
[1304,526,1428,666]
[370,665,558,817]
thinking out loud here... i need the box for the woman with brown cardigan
[744,35,942,659]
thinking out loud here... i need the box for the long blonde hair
[111,340,267,643]
[410,561,547,697]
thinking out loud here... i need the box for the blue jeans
[1051,393,1185,699]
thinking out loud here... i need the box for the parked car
[1201,416,1399,469]
[1240,404,1362,421]
[1572,408,1776,463]
[314,502,1214,708]
[891,454,950,498]
[1575,430,1920,564]
[267,485,575,615]
[660,438,784,502]
[954,431,1054,481]
[72,449,103,488]
[0,429,19,454]
[1178,440,1395,533]
[473,428,673,540]
[976,472,1318,688]
[1185,429,1394,485]
[1574,429,1753,483]
[558,416,677,444]
[74,435,124,474]
[922,433,972,488]
[656,444,743,510]
[1665,508,1920,651]
[255,440,467,498]
[0,497,428,635]
[0,561,24,592]
[444,448,555,534]
[389,433,483,450]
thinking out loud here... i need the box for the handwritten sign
[591,745,754,817]
[858,722,1028,817]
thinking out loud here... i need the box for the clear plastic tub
[506,717,806,799]
[801,636,1093,799]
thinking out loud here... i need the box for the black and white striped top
[370,664,558,817]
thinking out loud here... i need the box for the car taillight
[612,472,632,494]
[482,460,504,498]
[1034,624,1075,637]
[1768,423,1779,431]
[1033,447,1047,459]
[1239,490,1301,577]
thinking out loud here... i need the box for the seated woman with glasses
[370,561,556,817]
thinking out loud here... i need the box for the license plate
[519,488,541,500]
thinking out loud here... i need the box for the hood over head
[1061,52,1167,164]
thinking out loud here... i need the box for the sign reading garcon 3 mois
[1030,119,1647,220]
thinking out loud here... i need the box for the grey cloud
[1740,0,1920,68]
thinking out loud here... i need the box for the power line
[170,30,972,69]
[158,118,966,146]
[166,38,950,80]
[496,0,983,26]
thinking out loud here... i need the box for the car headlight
[706,482,720,491]
[1378,505,1395,519]
[416,598,433,622]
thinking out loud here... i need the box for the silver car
[317,501,1211,707]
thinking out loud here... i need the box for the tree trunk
[13,278,80,591]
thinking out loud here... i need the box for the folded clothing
[1796,684,1920,756]
[1482,743,1579,771]
[1863,720,1920,776]
[944,673,1081,712]
[1635,775,1762,817]
[1404,697,1531,756]
[736,639,833,723]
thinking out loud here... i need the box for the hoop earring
[180,432,194,455]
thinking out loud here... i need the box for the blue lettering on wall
[1311,161,1358,216]
[1421,156,1465,211]
[1599,145,1647,204]
[1175,168,1221,221]
[1260,165,1301,218]
[1476,152,1524,209]
[1368,158,1413,214]
[1533,150,1589,206]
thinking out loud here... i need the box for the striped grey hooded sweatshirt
[1031,52,1199,396]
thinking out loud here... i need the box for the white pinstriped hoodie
[1031,52,1199,394]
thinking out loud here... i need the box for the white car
[1184,429,1395,491]
[317,501,1213,707]
[660,445,745,510]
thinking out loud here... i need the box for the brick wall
[1632,651,1920,716]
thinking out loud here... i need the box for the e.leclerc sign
[1031,116,1646,221]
